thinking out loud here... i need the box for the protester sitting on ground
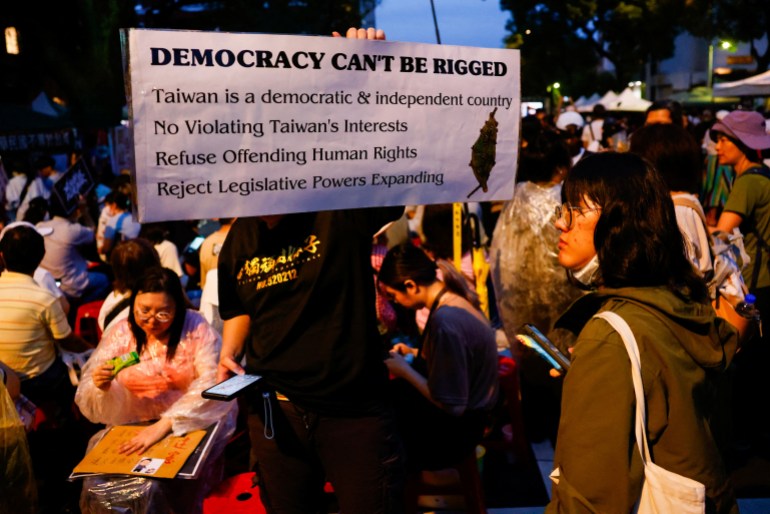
[37,196,110,304]
[546,152,738,514]
[16,155,60,222]
[416,203,480,330]
[0,224,91,410]
[0,221,69,315]
[4,161,31,223]
[97,238,162,333]
[97,191,141,260]
[141,222,184,277]
[76,267,236,514]
[22,197,49,225]
[380,243,498,471]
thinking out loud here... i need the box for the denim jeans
[247,393,405,514]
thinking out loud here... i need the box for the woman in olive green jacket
[546,152,739,514]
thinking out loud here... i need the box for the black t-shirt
[218,207,403,415]
[424,306,499,412]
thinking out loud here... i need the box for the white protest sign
[125,28,520,222]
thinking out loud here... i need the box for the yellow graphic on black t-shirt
[237,235,321,291]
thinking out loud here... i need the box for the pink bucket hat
[710,110,770,150]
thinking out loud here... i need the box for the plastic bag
[0,380,37,514]
[489,182,582,349]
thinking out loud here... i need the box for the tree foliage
[501,0,684,95]
[683,0,770,73]
[5,0,135,127]
[4,0,369,128]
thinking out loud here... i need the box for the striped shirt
[0,271,71,379]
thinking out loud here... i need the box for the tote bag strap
[593,311,653,466]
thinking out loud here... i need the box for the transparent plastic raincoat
[75,309,236,514]
[490,182,582,348]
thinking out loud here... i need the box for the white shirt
[155,240,183,277]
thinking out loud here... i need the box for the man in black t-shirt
[217,207,405,513]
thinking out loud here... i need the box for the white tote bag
[595,311,706,514]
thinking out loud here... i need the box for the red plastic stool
[74,300,105,346]
[203,472,266,514]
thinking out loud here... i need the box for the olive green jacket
[546,287,739,514]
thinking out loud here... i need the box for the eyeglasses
[134,307,173,323]
[554,204,600,229]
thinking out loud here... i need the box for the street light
[708,39,735,90]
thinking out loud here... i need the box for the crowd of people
[1,26,770,514]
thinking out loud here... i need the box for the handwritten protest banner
[71,425,208,479]
[124,29,520,222]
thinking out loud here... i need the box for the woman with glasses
[75,267,235,514]
[546,153,738,514]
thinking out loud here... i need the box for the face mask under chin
[568,254,600,289]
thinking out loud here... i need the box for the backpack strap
[672,195,714,247]
[17,176,32,210]
[103,297,133,329]
[114,212,129,240]
[739,165,770,289]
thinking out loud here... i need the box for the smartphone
[187,235,205,252]
[516,324,571,372]
[202,374,262,401]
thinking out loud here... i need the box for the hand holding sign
[332,27,386,40]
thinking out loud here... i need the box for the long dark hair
[629,124,702,194]
[562,152,708,302]
[128,267,188,360]
[378,243,480,309]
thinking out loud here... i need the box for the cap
[710,110,770,150]
[0,221,53,243]
[556,111,585,131]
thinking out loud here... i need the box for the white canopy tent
[610,87,653,111]
[713,70,770,97]
[598,90,619,108]
[575,92,604,112]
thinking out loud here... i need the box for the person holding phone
[546,152,738,514]
[216,27,406,514]
[378,243,499,472]
[75,267,235,514]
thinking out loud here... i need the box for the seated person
[75,267,236,514]
[98,191,141,260]
[0,224,90,412]
[1,221,69,315]
[379,243,499,471]
[37,196,110,304]
[98,238,161,333]
[141,223,184,277]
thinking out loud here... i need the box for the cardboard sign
[124,29,520,222]
[72,425,208,479]
[51,158,94,216]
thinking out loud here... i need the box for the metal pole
[429,0,442,44]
